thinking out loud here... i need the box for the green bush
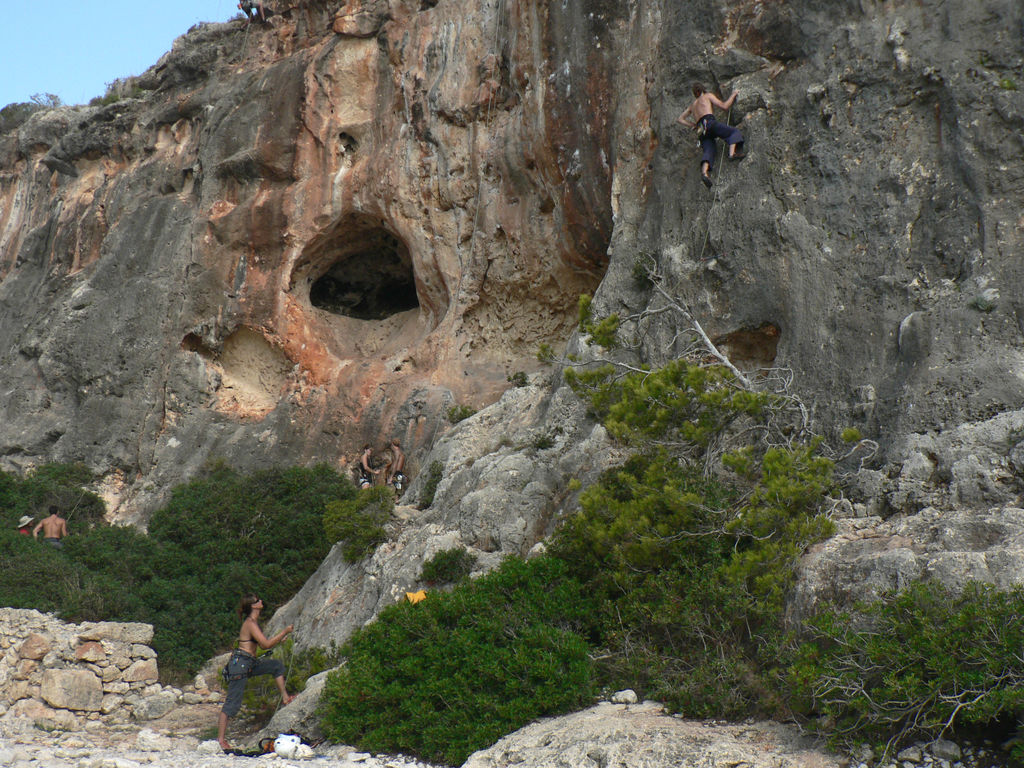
[0,462,354,676]
[790,581,1024,756]
[0,462,106,531]
[89,93,121,107]
[143,462,354,671]
[507,371,528,387]
[576,294,620,349]
[447,404,477,423]
[318,343,835,758]
[320,556,595,765]
[419,547,477,584]
[840,427,862,443]
[243,638,342,717]
[323,486,394,562]
[418,461,444,509]
[0,530,83,615]
[530,432,556,450]
[550,452,782,716]
[553,328,834,715]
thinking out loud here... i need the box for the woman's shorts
[221,652,285,716]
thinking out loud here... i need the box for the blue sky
[1,0,245,108]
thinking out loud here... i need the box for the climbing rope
[694,105,733,265]
[275,640,296,716]
[237,22,252,65]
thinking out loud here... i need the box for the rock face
[273,375,620,651]
[790,506,1024,623]
[261,0,1024,647]
[1,0,1023,668]
[625,0,1024,461]
[0,0,615,520]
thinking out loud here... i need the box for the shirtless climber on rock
[677,83,745,188]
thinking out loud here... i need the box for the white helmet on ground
[274,734,301,758]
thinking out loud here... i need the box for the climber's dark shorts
[221,652,285,717]
[239,0,261,19]
[697,114,744,170]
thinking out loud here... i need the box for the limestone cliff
[272,0,1024,648]
[0,0,615,519]
[2,0,1024,643]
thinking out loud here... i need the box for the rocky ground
[0,695,1010,768]
[0,699,440,768]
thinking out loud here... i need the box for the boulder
[257,668,333,744]
[39,669,102,711]
[462,702,840,768]
[931,739,962,762]
[122,659,158,683]
[14,659,37,680]
[130,644,156,660]
[75,642,106,663]
[136,727,175,750]
[101,693,124,715]
[9,698,80,731]
[78,622,154,645]
[131,691,177,721]
[18,634,50,660]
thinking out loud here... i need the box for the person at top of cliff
[217,594,294,752]
[386,438,406,490]
[358,444,380,489]
[16,515,34,536]
[33,506,67,548]
[238,0,266,24]
[676,83,745,189]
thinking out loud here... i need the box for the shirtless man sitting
[677,83,745,188]
[33,506,68,548]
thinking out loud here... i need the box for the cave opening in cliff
[308,227,418,321]
[714,323,781,372]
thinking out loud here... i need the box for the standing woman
[217,594,295,752]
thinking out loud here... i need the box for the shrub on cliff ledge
[323,486,394,562]
[554,353,834,715]
[419,547,477,584]
[418,460,444,509]
[0,102,42,133]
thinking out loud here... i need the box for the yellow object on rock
[405,590,427,604]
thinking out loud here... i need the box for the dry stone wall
[0,609,219,730]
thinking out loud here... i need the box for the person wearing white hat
[16,515,34,536]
